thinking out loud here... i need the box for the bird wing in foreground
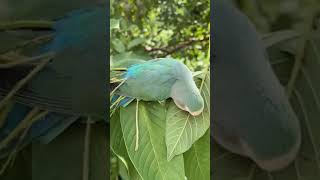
[0,7,106,159]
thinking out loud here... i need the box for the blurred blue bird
[212,0,300,171]
[0,6,107,158]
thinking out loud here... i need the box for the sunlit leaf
[184,130,210,180]
[110,111,142,180]
[110,19,120,30]
[165,71,210,161]
[120,102,186,180]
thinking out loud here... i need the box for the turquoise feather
[0,7,106,158]
[113,58,204,116]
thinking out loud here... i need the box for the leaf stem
[83,117,92,180]
[110,79,126,97]
[135,99,140,151]
[0,108,48,175]
[0,52,54,68]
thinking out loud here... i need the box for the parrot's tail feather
[37,115,79,144]
[110,95,124,107]
[0,103,77,159]
[0,106,48,160]
[110,78,126,97]
[110,77,125,83]
[110,70,126,83]
[110,95,134,116]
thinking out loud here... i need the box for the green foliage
[213,1,320,179]
[110,0,210,179]
[120,102,186,180]
[184,130,210,180]
[110,73,210,180]
[166,72,210,161]
[110,0,210,71]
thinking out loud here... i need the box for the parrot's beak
[172,98,203,116]
[190,110,202,116]
[187,107,203,116]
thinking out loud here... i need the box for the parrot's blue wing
[110,94,135,116]
[0,7,103,158]
[111,95,134,107]
[36,115,79,144]
[0,103,78,158]
[39,8,103,53]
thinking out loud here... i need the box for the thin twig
[135,99,140,151]
[83,117,92,180]
[0,20,53,31]
[294,158,301,180]
[0,108,48,150]
[0,53,53,110]
[110,79,126,97]
[3,34,53,54]
[0,109,48,175]
[0,107,39,150]
[247,163,256,180]
[286,9,316,97]
[0,52,54,68]
[146,37,209,56]
[267,172,274,180]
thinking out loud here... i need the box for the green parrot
[212,0,301,172]
[111,58,204,116]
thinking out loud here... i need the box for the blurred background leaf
[1,122,109,180]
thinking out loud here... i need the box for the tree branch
[145,37,209,57]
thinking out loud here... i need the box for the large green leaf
[110,111,142,180]
[165,72,210,160]
[184,129,210,180]
[213,29,320,180]
[120,101,186,180]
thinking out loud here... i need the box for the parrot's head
[170,61,205,116]
[170,80,204,116]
